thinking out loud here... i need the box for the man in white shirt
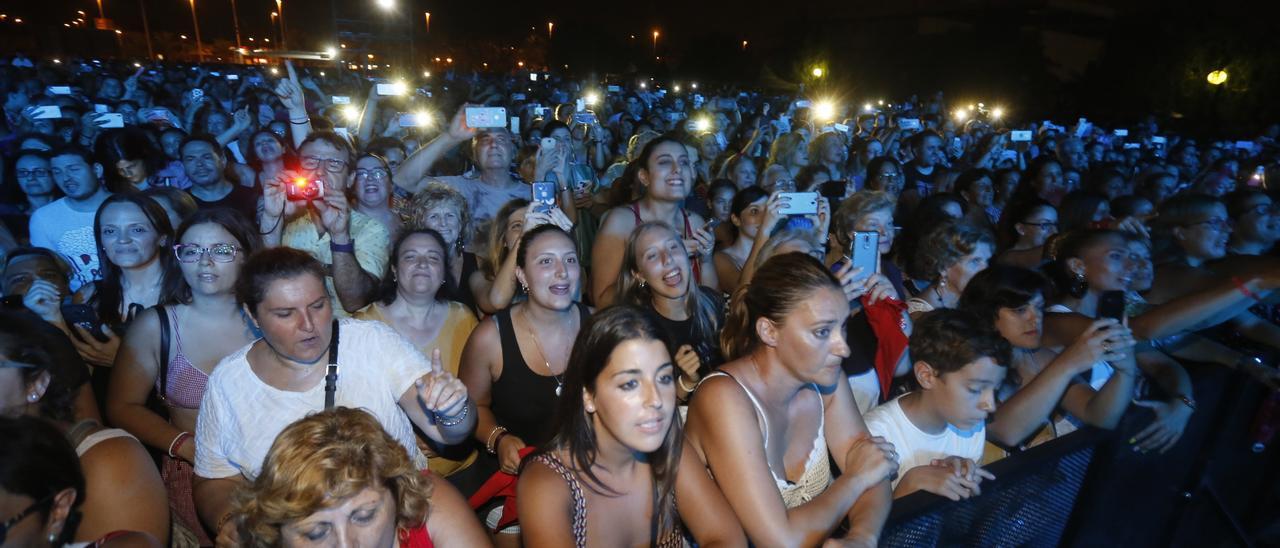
[29,145,111,291]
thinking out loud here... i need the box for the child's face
[922,357,1007,431]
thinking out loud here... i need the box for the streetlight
[376,0,394,9]
[1207,69,1228,86]
[274,0,285,49]
[742,40,748,51]
[229,0,243,53]
[652,30,660,54]
[188,0,204,62]
[548,21,553,39]
[811,67,824,78]
[424,12,430,33]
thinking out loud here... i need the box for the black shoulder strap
[156,306,170,403]
[324,319,340,410]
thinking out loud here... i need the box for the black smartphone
[1097,290,1127,322]
[1,295,24,309]
[61,303,109,343]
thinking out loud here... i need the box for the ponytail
[720,252,842,360]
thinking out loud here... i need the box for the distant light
[340,43,347,48]
[270,67,279,75]
[1207,69,1228,85]
[367,53,374,59]
[263,38,269,43]
[691,83,698,89]
[991,107,1004,119]
[813,101,837,121]
[319,71,325,76]
[341,106,359,121]
[375,0,394,9]
[954,109,968,122]
[517,61,525,68]
[52,58,62,64]
[811,67,824,78]
[673,85,681,93]
[445,57,453,63]
[978,102,985,108]
[413,111,431,126]
[639,82,647,89]
[968,104,976,111]
[133,62,142,68]
[423,71,430,78]
[180,34,188,39]
[584,92,600,105]
[863,103,873,112]
[114,29,122,35]
[694,118,711,132]
[324,46,337,58]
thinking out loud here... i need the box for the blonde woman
[231,407,489,547]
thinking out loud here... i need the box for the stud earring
[28,393,38,402]
[639,279,647,288]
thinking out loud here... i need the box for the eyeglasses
[876,172,902,180]
[1187,218,1231,232]
[353,168,389,181]
[1017,220,1059,231]
[15,169,49,179]
[1,494,55,544]
[173,243,242,263]
[300,155,349,173]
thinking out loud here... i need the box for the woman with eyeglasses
[863,157,904,201]
[106,208,262,546]
[1139,196,1280,352]
[995,198,1058,270]
[351,153,403,241]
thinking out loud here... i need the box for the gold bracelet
[485,426,507,454]
[678,375,699,393]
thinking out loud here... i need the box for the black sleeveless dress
[489,304,592,446]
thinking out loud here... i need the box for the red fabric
[862,296,909,398]
[398,525,435,548]
[467,446,538,531]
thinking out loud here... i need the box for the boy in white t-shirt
[864,309,1011,501]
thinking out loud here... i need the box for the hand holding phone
[776,192,818,215]
[465,107,508,129]
[848,231,880,282]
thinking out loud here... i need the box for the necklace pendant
[555,385,563,397]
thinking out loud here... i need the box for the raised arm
[315,192,379,312]
[399,348,476,445]
[274,61,311,149]
[590,208,631,307]
[394,105,476,195]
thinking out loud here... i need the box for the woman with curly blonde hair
[231,407,489,547]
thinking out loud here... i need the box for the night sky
[4,0,1279,134]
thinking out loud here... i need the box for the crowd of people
[1,52,1278,547]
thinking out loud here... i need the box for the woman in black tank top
[460,225,589,486]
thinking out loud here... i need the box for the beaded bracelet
[485,426,507,454]
[433,400,469,427]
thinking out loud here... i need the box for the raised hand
[674,344,703,384]
[414,349,469,418]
